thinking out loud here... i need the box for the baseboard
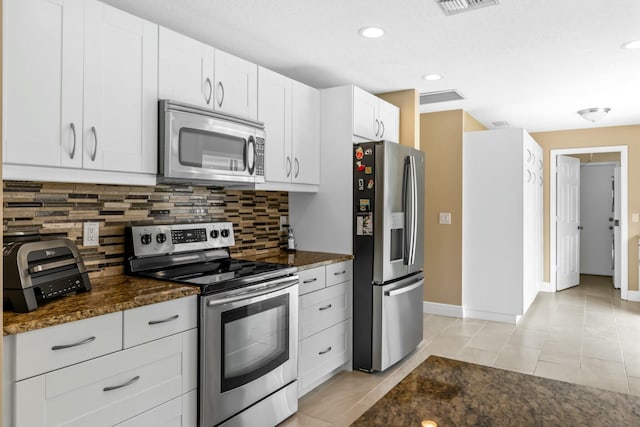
[538,281,554,292]
[627,290,640,302]
[423,301,463,318]
[463,308,520,324]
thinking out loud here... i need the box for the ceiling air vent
[420,90,464,105]
[491,121,509,128]
[436,0,500,15]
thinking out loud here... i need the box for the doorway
[550,146,629,299]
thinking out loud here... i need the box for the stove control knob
[210,229,219,239]
[140,233,152,245]
[156,233,167,244]
[220,229,230,238]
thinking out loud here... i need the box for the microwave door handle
[246,136,255,175]
[402,156,411,265]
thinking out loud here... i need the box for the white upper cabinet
[83,0,158,174]
[214,49,258,120]
[158,26,214,108]
[3,0,84,168]
[3,0,158,182]
[291,80,320,185]
[257,67,319,189]
[352,86,399,143]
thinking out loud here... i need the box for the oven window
[178,127,246,171]
[221,294,289,392]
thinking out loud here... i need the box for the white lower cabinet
[297,261,352,397]
[3,297,197,427]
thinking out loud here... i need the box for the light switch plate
[439,212,452,225]
[280,215,288,231]
[83,222,100,246]
[633,213,639,223]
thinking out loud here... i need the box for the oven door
[200,276,298,427]
[160,100,260,185]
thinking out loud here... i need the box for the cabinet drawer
[15,333,187,427]
[299,319,351,393]
[124,296,197,348]
[115,393,186,427]
[300,281,352,340]
[325,261,352,287]
[298,266,326,296]
[12,312,122,380]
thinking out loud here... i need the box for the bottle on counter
[287,228,296,252]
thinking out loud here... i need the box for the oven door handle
[206,276,299,307]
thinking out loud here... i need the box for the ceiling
[102,0,640,132]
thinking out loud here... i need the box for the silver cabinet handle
[333,270,346,276]
[90,126,98,161]
[380,120,385,138]
[103,375,140,392]
[374,119,380,136]
[318,304,332,311]
[294,158,300,178]
[204,77,213,105]
[303,278,318,284]
[286,156,292,177]
[384,280,423,297]
[148,314,179,325]
[318,346,332,355]
[217,81,225,107]
[69,122,77,159]
[51,336,96,351]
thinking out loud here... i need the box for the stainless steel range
[125,222,299,427]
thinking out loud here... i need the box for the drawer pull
[333,270,346,276]
[103,375,140,392]
[51,336,96,351]
[148,314,179,325]
[318,304,333,311]
[318,346,332,355]
[303,278,318,284]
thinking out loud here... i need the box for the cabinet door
[378,99,400,143]
[352,86,378,141]
[258,67,292,183]
[83,0,158,174]
[158,26,214,108]
[214,49,258,119]
[291,81,320,185]
[3,0,83,168]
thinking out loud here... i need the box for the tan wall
[530,125,640,292]
[463,111,487,131]
[572,152,621,163]
[378,90,420,149]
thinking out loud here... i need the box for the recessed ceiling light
[621,39,640,49]
[358,27,384,38]
[423,74,442,81]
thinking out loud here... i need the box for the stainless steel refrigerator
[353,140,425,372]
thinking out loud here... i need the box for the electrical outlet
[633,213,640,223]
[439,212,452,225]
[83,222,100,246]
[280,215,288,231]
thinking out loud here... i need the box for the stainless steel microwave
[158,100,265,186]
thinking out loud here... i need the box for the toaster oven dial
[210,229,219,239]
[156,233,167,244]
[140,233,153,245]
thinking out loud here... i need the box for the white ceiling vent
[436,0,500,15]
[491,121,509,128]
[420,90,464,105]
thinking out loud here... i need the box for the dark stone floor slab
[353,356,640,426]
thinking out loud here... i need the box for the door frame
[550,146,628,299]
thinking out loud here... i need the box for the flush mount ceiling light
[423,74,442,81]
[358,26,384,38]
[621,39,640,49]
[577,107,611,123]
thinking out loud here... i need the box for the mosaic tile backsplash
[3,181,289,278]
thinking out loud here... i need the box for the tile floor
[281,275,640,426]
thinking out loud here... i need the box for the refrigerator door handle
[402,156,411,265]
[384,279,423,297]
[410,155,418,265]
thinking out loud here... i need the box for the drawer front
[299,319,351,393]
[115,394,183,427]
[298,266,326,296]
[15,332,187,427]
[299,281,351,340]
[124,296,197,348]
[325,261,352,287]
[14,312,122,380]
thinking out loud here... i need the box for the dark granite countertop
[236,249,353,271]
[3,276,199,336]
[353,356,640,426]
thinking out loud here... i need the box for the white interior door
[614,166,622,288]
[580,164,616,276]
[556,155,580,291]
